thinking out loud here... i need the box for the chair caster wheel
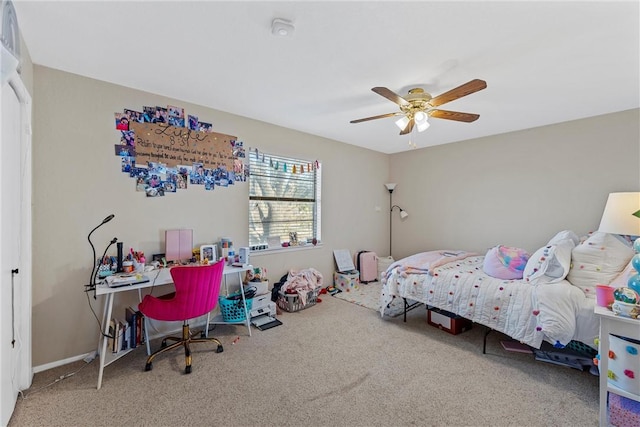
[161,340,167,348]
[200,331,206,338]
[145,363,152,371]
[216,345,223,353]
[185,365,192,374]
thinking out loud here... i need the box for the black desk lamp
[87,214,115,290]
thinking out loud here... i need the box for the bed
[379,230,635,350]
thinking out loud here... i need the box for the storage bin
[608,392,640,427]
[426,306,472,335]
[334,271,359,292]
[245,280,269,296]
[277,288,320,312]
[608,334,640,395]
[218,294,253,322]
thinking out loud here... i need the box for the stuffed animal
[245,266,267,282]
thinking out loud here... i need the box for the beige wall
[389,109,640,260]
[31,66,390,367]
[30,65,639,369]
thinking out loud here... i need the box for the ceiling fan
[350,79,487,135]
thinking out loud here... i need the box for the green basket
[218,294,253,322]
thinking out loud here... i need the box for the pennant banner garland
[250,147,320,174]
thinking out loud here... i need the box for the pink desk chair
[138,260,224,374]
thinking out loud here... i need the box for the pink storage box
[608,392,640,427]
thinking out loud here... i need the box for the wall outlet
[83,351,97,363]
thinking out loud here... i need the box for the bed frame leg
[483,328,492,354]
[401,298,422,322]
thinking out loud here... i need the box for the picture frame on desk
[200,245,216,263]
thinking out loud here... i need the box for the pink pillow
[483,246,530,280]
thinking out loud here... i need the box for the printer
[249,293,277,319]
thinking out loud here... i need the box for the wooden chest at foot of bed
[427,307,473,335]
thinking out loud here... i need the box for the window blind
[249,152,321,247]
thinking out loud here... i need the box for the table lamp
[597,192,640,295]
[87,214,115,290]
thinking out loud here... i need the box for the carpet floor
[9,293,599,427]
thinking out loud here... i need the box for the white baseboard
[33,324,188,374]
[33,351,95,374]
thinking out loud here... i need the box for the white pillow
[524,240,575,285]
[548,230,580,246]
[566,232,634,298]
[607,259,636,289]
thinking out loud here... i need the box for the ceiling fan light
[416,119,430,132]
[414,111,427,123]
[395,116,410,130]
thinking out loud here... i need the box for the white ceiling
[12,1,640,154]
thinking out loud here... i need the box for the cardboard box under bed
[426,306,473,335]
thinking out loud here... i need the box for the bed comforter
[380,251,599,349]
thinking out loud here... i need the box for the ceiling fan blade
[399,118,414,135]
[350,112,402,124]
[372,87,410,107]
[428,79,487,108]
[349,111,404,123]
[429,109,480,123]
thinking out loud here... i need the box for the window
[249,152,321,248]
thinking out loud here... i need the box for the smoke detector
[271,18,294,37]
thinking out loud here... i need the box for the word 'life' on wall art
[130,121,235,170]
[113,104,247,198]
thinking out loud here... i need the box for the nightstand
[595,305,640,426]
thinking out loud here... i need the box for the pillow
[547,230,580,246]
[607,259,636,289]
[523,231,578,285]
[566,232,634,298]
[482,246,529,280]
[524,241,575,284]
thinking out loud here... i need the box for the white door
[0,74,32,427]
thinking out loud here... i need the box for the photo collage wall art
[114,105,247,197]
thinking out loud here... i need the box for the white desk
[94,264,252,390]
[595,305,640,426]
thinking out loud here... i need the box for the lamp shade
[400,210,409,219]
[598,192,640,236]
[385,183,397,192]
[395,116,410,131]
[416,119,430,132]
